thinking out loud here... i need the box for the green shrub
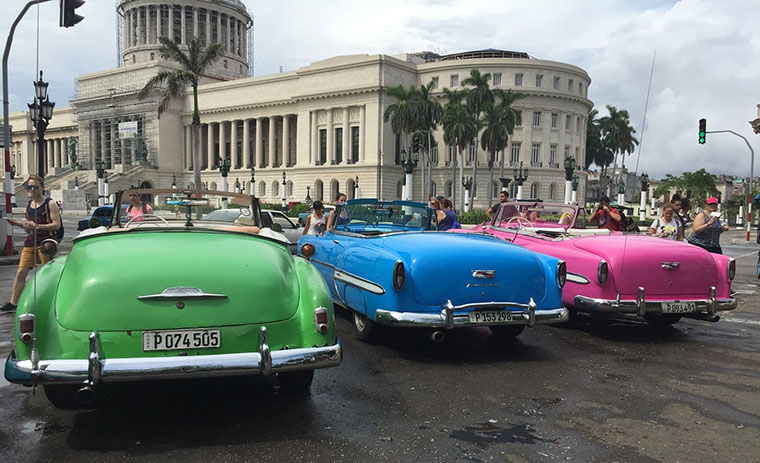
[259,203,284,211]
[288,203,311,217]
[458,210,489,225]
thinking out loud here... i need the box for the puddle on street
[450,421,551,447]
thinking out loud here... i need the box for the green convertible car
[5,189,342,408]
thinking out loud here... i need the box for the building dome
[117,0,252,81]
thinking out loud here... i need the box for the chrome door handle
[333,240,340,244]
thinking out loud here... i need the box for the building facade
[6,2,593,209]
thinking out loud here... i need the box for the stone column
[268,116,276,167]
[239,20,246,58]
[167,4,173,43]
[125,10,131,51]
[181,5,186,44]
[359,105,366,162]
[230,120,238,167]
[54,138,61,168]
[219,121,226,164]
[282,116,290,166]
[61,138,68,166]
[226,15,231,52]
[137,7,143,45]
[185,125,192,169]
[326,110,334,164]
[342,107,349,165]
[207,123,214,169]
[217,11,222,45]
[193,8,198,42]
[205,8,211,45]
[47,139,53,169]
[242,119,250,167]
[255,118,263,167]
[311,111,318,165]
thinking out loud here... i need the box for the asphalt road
[0,224,758,462]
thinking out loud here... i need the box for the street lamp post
[513,162,529,200]
[217,156,230,208]
[249,165,255,196]
[95,160,105,206]
[74,176,78,190]
[462,177,473,212]
[305,185,312,204]
[617,181,626,206]
[563,156,576,204]
[639,173,649,224]
[234,177,240,194]
[172,174,177,199]
[281,171,287,212]
[571,175,579,204]
[498,177,512,197]
[400,148,419,201]
[354,176,359,199]
[104,176,110,205]
[9,165,15,207]
[29,71,55,178]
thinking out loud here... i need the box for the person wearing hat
[687,196,729,254]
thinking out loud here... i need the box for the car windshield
[492,202,580,229]
[333,199,433,235]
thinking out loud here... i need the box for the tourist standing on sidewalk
[1,176,61,314]
[687,196,729,254]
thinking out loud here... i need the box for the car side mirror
[88,217,102,229]
[271,223,283,233]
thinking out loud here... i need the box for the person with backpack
[126,192,153,222]
[1,176,61,314]
[647,202,682,241]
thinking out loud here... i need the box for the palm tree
[491,88,524,186]
[462,69,493,202]
[413,81,442,200]
[383,84,420,150]
[441,92,478,211]
[139,36,225,192]
[599,105,638,196]
[481,104,511,200]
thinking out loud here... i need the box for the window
[551,113,558,129]
[272,181,280,198]
[568,79,574,92]
[272,212,296,229]
[531,143,541,164]
[172,5,182,43]
[335,127,343,164]
[223,59,228,69]
[553,76,560,89]
[449,145,456,164]
[450,75,458,87]
[514,73,523,86]
[431,76,439,89]
[578,82,583,95]
[510,142,521,163]
[469,143,477,165]
[318,129,327,165]
[516,110,523,127]
[549,183,556,200]
[536,74,543,87]
[150,52,155,60]
[492,181,500,198]
[533,112,541,127]
[564,145,570,158]
[493,73,502,86]
[446,181,453,197]
[351,126,359,163]
[549,145,557,166]
[431,143,438,165]
[565,115,571,130]
[530,182,539,199]
[575,147,579,161]
[431,182,437,196]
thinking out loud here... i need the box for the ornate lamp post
[281,171,287,212]
[513,162,529,200]
[74,176,78,190]
[305,185,312,204]
[462,177,473,212]
[9,165,15,207]
[249,165,255,196]
[498,177,512,197]
[400,148,419,201]
[617,181,626,206]
[216,156,231,208]
[571,175,579,204]
[104,176,110,205]
[563,156,576,204]
[29,71,55,177]
[639,173,649,224]
[171,174,177,199]
[95,160,106,206]
[354,176,359,199]
[234,177,241,194]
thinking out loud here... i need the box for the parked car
[298,204,335,226]
[202,208,302,253]
[5,188,342,409]
[298,199,569,342]
[465,202,736,326]
[77,205,127,230]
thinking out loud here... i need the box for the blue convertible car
[298,199,569,342]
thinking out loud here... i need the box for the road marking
[731,251,759,260]
[734,289,757,295]
[723,318,760,326]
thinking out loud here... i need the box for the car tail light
[393,261,405,290]
[18,313,34,344]
[556,261,567,288]
[727,258,735,281]
[314,307,329,334]
[598,260,609,285]
[301,243,316,258]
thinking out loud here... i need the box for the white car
[202,209,302,253]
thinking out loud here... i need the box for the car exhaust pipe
[75,385,96,405]
[430,331,446,343]
[683,313,720,323]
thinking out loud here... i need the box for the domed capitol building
[6,0,592,209]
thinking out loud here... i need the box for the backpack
[43,198,64,243]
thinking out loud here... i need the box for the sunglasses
[25,184,40,191]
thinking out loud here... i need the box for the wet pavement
[0,228,758,462]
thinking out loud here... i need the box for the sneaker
[0,302,17,314]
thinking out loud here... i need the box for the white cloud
[2,0,758,179]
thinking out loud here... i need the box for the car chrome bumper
[5,327,342,387]
[375,299,569,329]
[573,286,736,318]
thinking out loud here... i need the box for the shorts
[19,246,50,269]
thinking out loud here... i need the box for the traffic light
[698,118,706,144]
[60,0,85,28]
[412,135,420,153]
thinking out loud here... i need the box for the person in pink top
[126,193,153,222]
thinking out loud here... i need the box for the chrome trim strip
[87,332,103,388]
[333,269,386,295]
[636,287,645,317]
[4,341,343,386]
[573,294,736,315]
[566,272,590,285]
[137,286,227,300]
[375,302,568,329]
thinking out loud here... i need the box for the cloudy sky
[2,0,758,179]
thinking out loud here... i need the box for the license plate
[468,310,513,324]
[661,302,697,314]
[143,329,221,351]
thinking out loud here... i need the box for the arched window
[273,181,280,198]
[346,178,356,199]
[287,180,293,197]
[530,182,540,199]
[210,181,217,191]
[259,181,266,197]
[431,182,437,197]
[446,181,453,198]
[314,179,323,201]
[549,183,556,200]
[396,180,403,199]
[330,179,340,202]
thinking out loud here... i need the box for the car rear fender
[292,258,337,346]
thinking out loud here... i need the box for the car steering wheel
[125,214,169,227]
[505,216,535,241]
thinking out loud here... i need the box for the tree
[441,90,478,211]
[653,169,718,205]
[491,88,525,184]
[462,69,493,200]
[414,81,443,200]
[599,105,639,195]
[383,84,420,150]
[138,36,225,194]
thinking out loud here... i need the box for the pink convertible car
[459,202,736,326]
